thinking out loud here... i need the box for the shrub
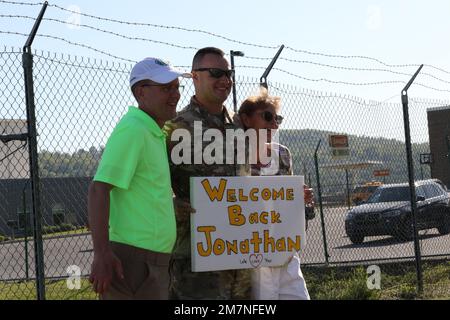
[42,223,77,234]
[59,223,76,232]
[42,225,58,234]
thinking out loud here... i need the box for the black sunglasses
[193,68,235,79]
[259,111,284,125]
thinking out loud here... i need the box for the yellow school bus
[351,181,383,205]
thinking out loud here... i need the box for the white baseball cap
[129,57,191,87]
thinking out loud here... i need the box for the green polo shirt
[94,106,176,253]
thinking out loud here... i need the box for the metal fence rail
[1,48,449,299]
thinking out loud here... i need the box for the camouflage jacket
[164,97,251,299]
[164,97,250,204]
[250,142,293,177]
[164,97,250,257]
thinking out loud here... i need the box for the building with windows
[0,177,91,238]
[427,106,450,188]
[0,119,29,179]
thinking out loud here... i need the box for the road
[300,206,450,264]
[0,233,93,281]
[1,206,449,280]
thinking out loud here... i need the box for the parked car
[345,180,450,244]
[304,184,315,230]
[430,178,448,192]
[351,181,383,205]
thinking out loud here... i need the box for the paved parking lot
[301,206,450,265]
[1,206,449,280]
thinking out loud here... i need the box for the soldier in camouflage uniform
[164,47,251,299]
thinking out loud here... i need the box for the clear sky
[1,0,450,102]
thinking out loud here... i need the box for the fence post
[446,133,450,175]
[314,139,330,264]
[401,64,424,295]
[22,186,30,281]
[22,1,48,300]
[345,168,351,211]
[260,45,284,89]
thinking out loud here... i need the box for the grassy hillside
[38,129,430,193]
[279,129,430,193]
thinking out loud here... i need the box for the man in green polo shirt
[88,57,190,300]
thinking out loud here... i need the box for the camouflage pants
[169,257,251,300]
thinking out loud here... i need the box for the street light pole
[230,50,244,113]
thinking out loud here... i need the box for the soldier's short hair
[192,47,226,70]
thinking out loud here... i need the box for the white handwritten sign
[190,176,305,272]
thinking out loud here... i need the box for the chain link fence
[1,48,449,299]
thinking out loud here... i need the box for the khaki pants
[101,241,171,300]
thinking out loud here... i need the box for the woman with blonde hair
[237,88,310,300]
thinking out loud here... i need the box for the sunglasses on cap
[193,68,235,79]
[258,111,284,125]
